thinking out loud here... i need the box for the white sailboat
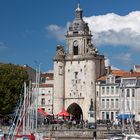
[7,81,44,140]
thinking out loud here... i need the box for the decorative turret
[53,45,65,114]
[54,45,65,60]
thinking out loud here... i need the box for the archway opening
[67,103,83,123]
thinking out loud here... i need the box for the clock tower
[66,3,93,56]
[53,4,105,122]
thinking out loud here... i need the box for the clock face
[73,40,79,46]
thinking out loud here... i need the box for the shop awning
[56,108,70,117]
[116,114,134,119]
[38,108,49,116]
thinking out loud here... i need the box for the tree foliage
[0,63,28,118]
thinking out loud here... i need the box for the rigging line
[7,85,24,139]
[15,87,31,135]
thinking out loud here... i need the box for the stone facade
[53,4,105,121]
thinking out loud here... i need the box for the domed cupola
[68,3,90,34]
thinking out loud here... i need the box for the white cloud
[105,57,119,70]
[45,24,66,41]
[0,42,7,49]
[45,12,140,69]
[84,11,140,51]
[46,11,140,51]
[111,66,120,70]
[47,69,53,73]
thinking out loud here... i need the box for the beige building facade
[96,69,124,121]
[38,73,54,114]
[120,73,140,121]
[96,69,140,122]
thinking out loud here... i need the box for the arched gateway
[67,103,83,121]
[53,3,105,122]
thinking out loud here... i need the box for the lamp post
[121,83,125,133]
[34,61,41,133]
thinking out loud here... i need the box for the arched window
[102,99,105,108]
[111,112,114,120]
[122,89,124,97]
[115,99,119,108]
[41,98,45,105]
[111,99,114,108]
[73,46,78,55]
[102,112,105,120]
[127,89,130,97]
[132,89,135,97]
[106,99,109,108]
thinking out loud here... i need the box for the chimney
[106,66,111,75]
[130,69,133,74]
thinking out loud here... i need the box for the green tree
[0,63,28,119]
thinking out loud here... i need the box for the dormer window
[106,77,110,83]
[106,75,115,84]
[111,77,114,83]
[41,89,45,94]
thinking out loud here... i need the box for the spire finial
[76,0,82,11]
[78,0,80,7]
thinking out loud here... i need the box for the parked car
[88,123,96,129]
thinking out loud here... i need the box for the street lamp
[34,61,41,133]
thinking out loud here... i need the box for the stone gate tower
[53,4,105,121]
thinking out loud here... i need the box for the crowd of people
[97,119,140,133]
[37,114,140,133]
[43,116,90,129]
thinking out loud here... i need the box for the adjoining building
[119,71,140,121]
[96,67,140,122]
[38,72,54,114]
[96,67,128,121]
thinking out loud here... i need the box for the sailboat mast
[23,82,26,134]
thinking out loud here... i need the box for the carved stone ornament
[56,45,64,56]
[87,42,97,54]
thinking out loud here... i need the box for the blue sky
[0,0,140,72]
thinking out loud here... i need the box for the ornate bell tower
[66,3,94,56]
[53,3,105,121]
